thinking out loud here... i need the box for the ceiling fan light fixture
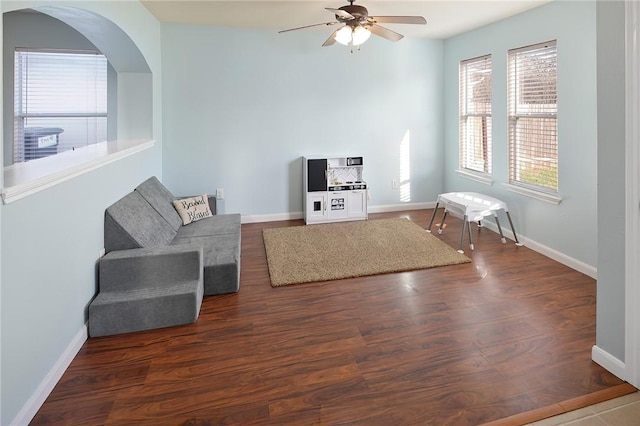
[335,26,353,45]
[335,25,371,47]
[352,25,371,45]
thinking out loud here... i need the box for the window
[459,54,492,174]
[508,40,558,193]
[13,49,108,163]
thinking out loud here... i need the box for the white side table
[427,192,523,253]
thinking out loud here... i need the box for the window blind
[508,40,557,192]
[14,49,108,163]
[459,54,492,174]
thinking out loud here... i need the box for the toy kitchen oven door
[327,181,367,221]
[328,191,347,220]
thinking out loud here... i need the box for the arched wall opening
[2,4,154,202]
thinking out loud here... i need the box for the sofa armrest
[99,244,203,292]
[208,196,217,215]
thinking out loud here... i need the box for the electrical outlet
[216,188,224,199]
[392,179,398,189]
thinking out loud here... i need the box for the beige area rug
[263,218,471,287]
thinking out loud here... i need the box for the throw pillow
[172,194,213,225]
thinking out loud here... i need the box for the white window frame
[13,48,108,164]
[507,40,559,199]
[459,54,493,178]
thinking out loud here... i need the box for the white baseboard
[478,220,597,279]
[592,345,627,381]
[241,211,303,224]
[12,324,88,426]
[368,202,435,213]
[240,202,436,224]
[523,237,597,279]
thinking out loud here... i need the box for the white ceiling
[141,0,553,40]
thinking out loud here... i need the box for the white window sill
[1,139,155,204]
[504,183,562,205]
[456,169,494,185]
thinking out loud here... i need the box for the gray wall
[0,2,163,424]
[596,0,626,362]
[161,24,445,216]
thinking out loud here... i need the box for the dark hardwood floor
[31,210,634,425]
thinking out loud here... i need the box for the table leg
[468,218,474,251]
[494,214,507,244]
[438,211,448,235]
[506,211,524,246]
[427,201,440,233]
[458,215,467,253]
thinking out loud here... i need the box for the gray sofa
[88,176,241,337]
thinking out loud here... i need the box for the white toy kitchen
[303,156,368,224]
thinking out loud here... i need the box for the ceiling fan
[279,1,427,49]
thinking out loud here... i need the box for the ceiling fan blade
[368,24,404,42]
[325,7,355,20]
[279,21,338,33]
[322,26,344,46]
[369,16,427,25]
